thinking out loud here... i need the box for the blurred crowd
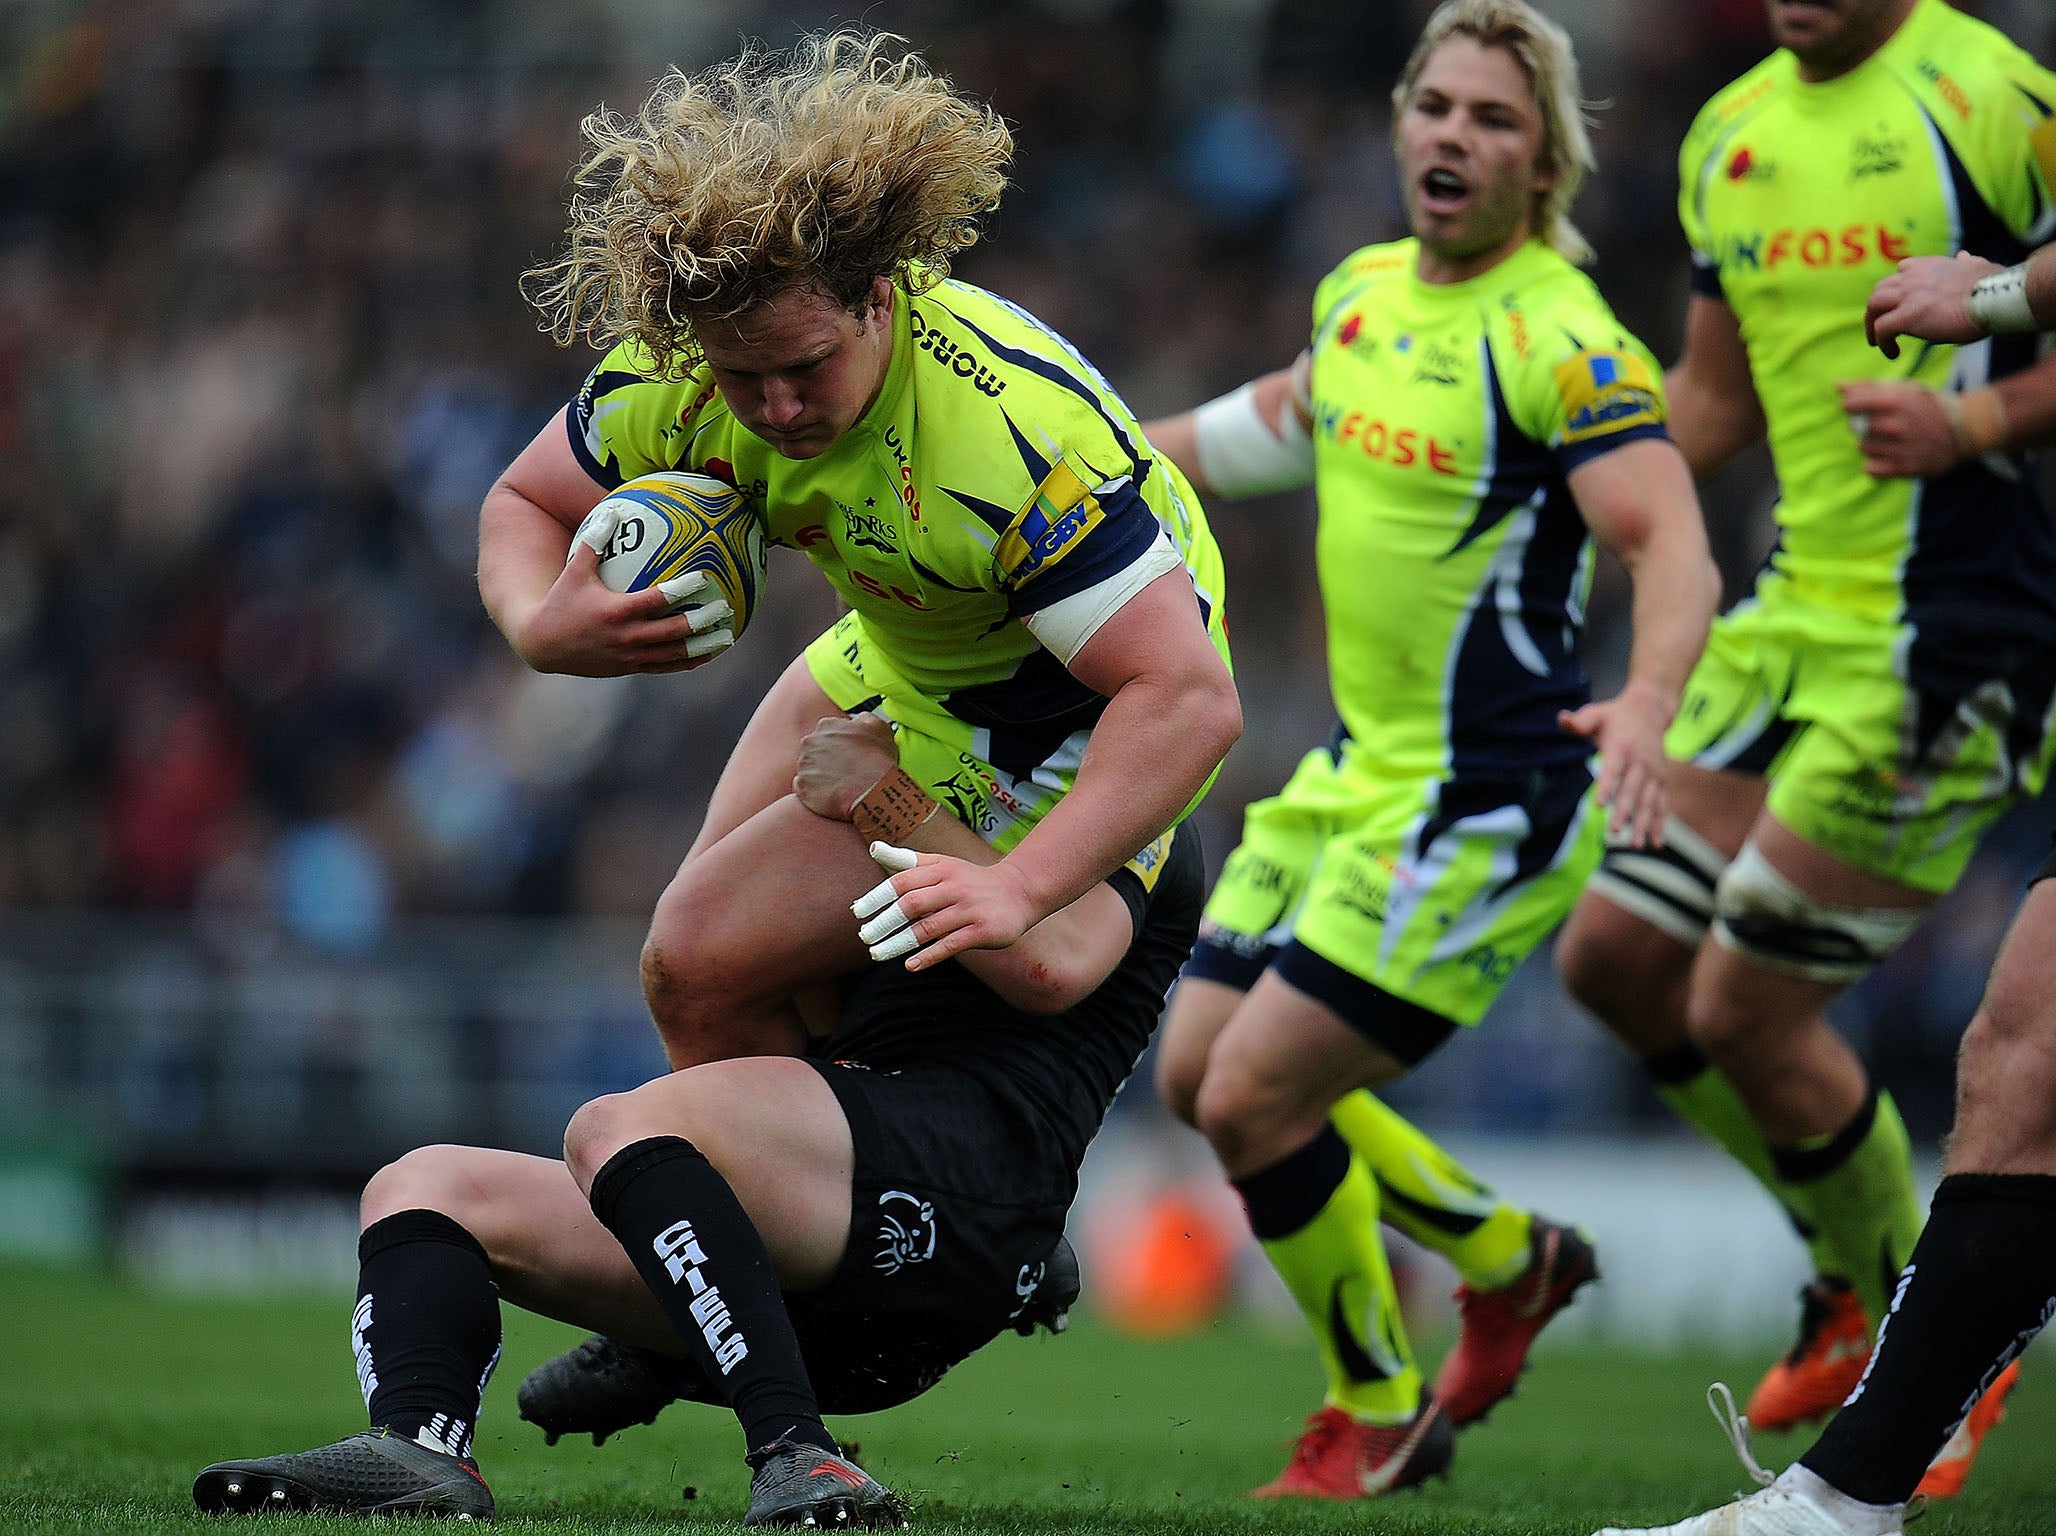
[2,0,2053,1142]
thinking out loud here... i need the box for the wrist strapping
[851,766,939,845]
[1967,262,2037,335]
[1936,387,2009,458]
[1191,380,1315,497]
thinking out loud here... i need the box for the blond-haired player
[478,31,1238,1073]
[1147,0,1718,1499]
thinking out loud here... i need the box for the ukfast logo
[1714,224,1912,273]
[652,1219,749,1375]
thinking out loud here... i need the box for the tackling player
[191,711,1204,1527]
[1554,0,2056,1473]
[476,30,1238,1070]
[1144,0,1719,1499]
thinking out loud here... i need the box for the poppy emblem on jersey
[874,1190,939,1274]
[1338,314,1364,346]
[1724,146,1774,184]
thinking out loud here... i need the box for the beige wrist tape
[851,766,939,845]
[1937,388,2009,457]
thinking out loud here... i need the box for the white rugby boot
[1593,1385,1906,1536]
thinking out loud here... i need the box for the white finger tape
[857,901,910,948]
[852,875,901,921]
[869,842,919,874]
[572,505,622,558]
[655,570,711,604]
[869,928,920,963]
[685,627,734,658]
[683,599,734,634]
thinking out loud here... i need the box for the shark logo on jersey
[842,503,900,554]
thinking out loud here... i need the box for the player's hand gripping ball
[574,471,769,662]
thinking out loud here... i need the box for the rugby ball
[576,471,768,649]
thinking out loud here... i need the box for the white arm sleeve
[1022,527,1184,664]
[1192,380,1316,497]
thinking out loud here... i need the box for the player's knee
[1557,909,1689,1050]
[1154,1043,1203,1127]
[1566,819,1727,1027]
[1191,1061,1279,1170]
[361,1146,478,1228]
[563,1091,644,1189]
[639,920,745,1062]
[1556,914,1635,1020]
[1681,982,1760,1063]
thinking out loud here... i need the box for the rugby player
[476,30,1238,1070]
[1584,241,2056,1536]
[1554,0,2056,1470]
[191,710,1204,1526]
[1144,0,1719,1498]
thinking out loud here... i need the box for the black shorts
[780,1060,1072,1413]
[2034,836,2056,887]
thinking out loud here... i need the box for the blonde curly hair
[526,30,1014,378]
[1393,0,1599,266]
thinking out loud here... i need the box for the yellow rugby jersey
[568,278,1231,778]
[1308,237,1668,785]
[1680,0,2056,625]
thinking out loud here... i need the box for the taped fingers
[856,899,911,948]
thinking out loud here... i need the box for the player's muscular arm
[1663,295,1766,478]
[478,410,705,676]
[1559,439,1720,848]
[1144,352,1315,498]
[792,713,1137,1011]
[853,569,1240,971]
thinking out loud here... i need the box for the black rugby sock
[1802,1174,2056,1505]
[588,1135,835,1456]
[354,1210,503,1457]
[1232,1123,1350,1239]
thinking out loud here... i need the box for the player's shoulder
[578,338,722,427]
[1489,245,1646,364]
[909,279,1121,416]
[1879,2,2056,211]
[1899,0,2051,89]
[1313,238,1414,322]
[1682,53,1790,170]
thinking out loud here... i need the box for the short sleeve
[564,341,712,489]
[1532,334,1671,473]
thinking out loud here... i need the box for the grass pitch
[3,1262,2050,1535]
